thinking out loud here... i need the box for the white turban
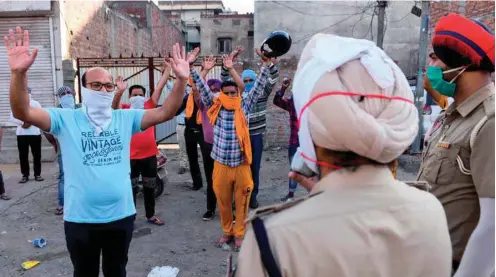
[293,34,418,172]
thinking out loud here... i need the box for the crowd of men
[1,12,494,277]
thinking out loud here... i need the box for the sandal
[55,207,63,215]
[0,194,11,201]
[35,176,44,182]
[234,237,243,252]
[216,235,233,248]
[19,176,29,183]
[147,216,164,226]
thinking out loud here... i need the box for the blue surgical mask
[60,94,75,109]
[426,66,466,97]
[244,82,255,93]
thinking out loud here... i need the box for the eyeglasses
[243,79,254,84]
[87,82,115,92]
[59,91,72,96]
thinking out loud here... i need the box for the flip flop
[35,176,44,182]
[55,207,63,215]
[216,235,233,248]
[234,238,243,252]
[147,216,164,226]
[19,176,28,184]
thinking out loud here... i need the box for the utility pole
[376,1,388,49]
[411,0,430,154]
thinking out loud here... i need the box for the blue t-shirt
[46,107,145,223]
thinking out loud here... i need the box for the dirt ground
[0,148,420,277]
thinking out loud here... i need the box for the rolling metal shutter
[0,17,55,126]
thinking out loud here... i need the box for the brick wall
[429,0,495,53]
[238,56,299,148]
[62,0,184,59]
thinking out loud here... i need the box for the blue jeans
[288,145,298,193]
[57,154,64,206]
[249,134,264,202]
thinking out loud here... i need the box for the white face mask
[129,96,145,109]
[81,87,115,135]
[60,94,75,109]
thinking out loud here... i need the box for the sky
[222,0,254,13]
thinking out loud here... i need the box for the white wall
[0,0,51,12]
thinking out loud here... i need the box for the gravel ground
[0,148,421,277]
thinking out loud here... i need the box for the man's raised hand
[116,76,128,92]
[202,55,216,71]
[222,55,234,70]
[4,26,38,73]
[170,43,189,80]
[186,47,200,66]
[230,45,244,60]
[256,48,272,65]
[161,58,172,75]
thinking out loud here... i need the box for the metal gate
[0,17,56,126]
[76,56,225,144]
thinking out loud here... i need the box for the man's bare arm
[10,73,51,132]
[141,44,191,130]
[112,76,128,110]
[151,59,172,106]
[222,55,245,91]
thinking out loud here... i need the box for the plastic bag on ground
[147,266,180,277]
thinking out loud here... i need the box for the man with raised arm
[221,46,280,209]
[111,58,174,227]
[190,48,271,251]
[4,26,189,277]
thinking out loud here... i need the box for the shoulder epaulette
[245,190,324,224]
[483,93,495,118]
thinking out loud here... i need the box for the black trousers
[0,171,5,195]
[203,143,216,212]
[130,155,157,219]
[64,215,134,277]
[184,127,216,212]
[17,135,42,177]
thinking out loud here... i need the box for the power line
[351,13,373,38]
[291,11,368,45]
[273,0,375,17]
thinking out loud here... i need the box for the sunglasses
[87,82,115,92]
[243,79,254,84]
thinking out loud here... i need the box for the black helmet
[260,31,292,58]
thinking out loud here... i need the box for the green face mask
[426,66,466,97]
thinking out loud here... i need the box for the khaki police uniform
[235,165,452,277]
[417,83,495,262]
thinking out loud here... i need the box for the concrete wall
[200,14,254,60]
[253,1,423,148]
[255,1,421,76]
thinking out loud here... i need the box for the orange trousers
[213,161,253,238]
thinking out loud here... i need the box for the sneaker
[202,211,214,221]
[280,194,294,202]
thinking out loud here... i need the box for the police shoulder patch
[483,94,495,118]
[245,190,324,223]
